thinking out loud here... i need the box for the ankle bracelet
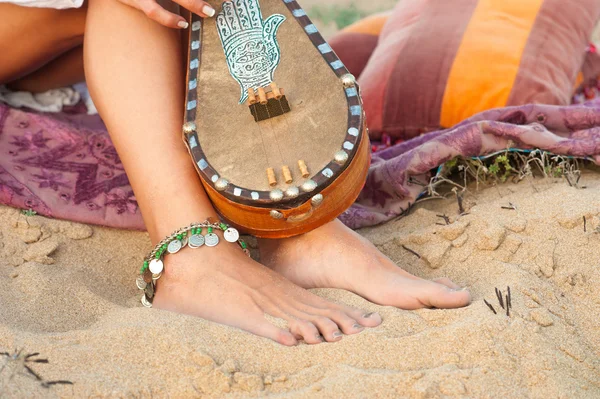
[136,218,248,308]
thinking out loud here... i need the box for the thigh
[0,3,87,84]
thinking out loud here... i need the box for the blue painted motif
[330,60,344,70]
[216,0,286,104]
[305,24,318,34]
[350,105,362,116]
[292,9,306,17]
[345,87,357,97]
[197,159,208,170]
[318,43,332,54]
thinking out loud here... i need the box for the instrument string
[276,98,293,165]
[251,105,270,170]
[266,105,286,166]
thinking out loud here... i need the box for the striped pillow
[352,0,600,140]
[329,12,390,79]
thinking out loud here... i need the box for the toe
[432,277,461,290]
[320,309,365,336]
[414,281,471,309]
[289,319,324,344]
[343,307,383,327]
[308,316,345,341]
[245,317,298,346]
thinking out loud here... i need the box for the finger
[140,0,189,29]
[175,0,217,18]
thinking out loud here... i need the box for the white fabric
[0,0,83,9]
[0,83,98,114]
[0,84,100,114]
[73,82,98,115]
[0,85,80,113]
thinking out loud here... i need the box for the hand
[117,0,218,29]
[216,0,285,103]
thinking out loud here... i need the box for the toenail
[315,334,325,342]
[333,331,343,339]
[363,312,375,318]
[353,323,364,330]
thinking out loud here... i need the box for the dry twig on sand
[401,245,421,259]
[0,349,73,394]
[483,299,497,315]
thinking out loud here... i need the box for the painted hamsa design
[216,0,286,104]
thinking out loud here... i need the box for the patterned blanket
[1,99,600,231]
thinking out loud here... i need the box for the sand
[1,170,600,398]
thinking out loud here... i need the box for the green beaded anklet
[136,219,248,308]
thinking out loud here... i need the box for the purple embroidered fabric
[340,98,600,229]
[0,103,144,230]
[1,99,600,231]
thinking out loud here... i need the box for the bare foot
[152,231,382,346]
[260,220,471,310]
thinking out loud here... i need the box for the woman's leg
[0,3,86,86]
[7,46,84,93]
[84,0,381,345]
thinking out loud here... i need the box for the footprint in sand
[475,224,506,251]
[234,372,265,391]
[505,217,527,233]
[438,220,470,241]
[530,308,554,327]
[22,238,59,265]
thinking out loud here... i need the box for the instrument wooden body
[183,0,369,238]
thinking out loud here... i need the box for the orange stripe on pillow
[440,0,544,128]
[341,12,391,36]
[575,71,585,90]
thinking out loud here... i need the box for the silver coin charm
[188,234,205,249]
[145,282,155,299]
[136,276,147,290]
[141,294,152,308]
[149,259,164,274]
[224,227,240,243]
[143,269,153,283]
[205,233,219,247]
[167,239,183,254]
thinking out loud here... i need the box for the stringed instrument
[182,0,369,238]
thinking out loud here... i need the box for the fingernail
[202,5,216,17]
[363,312,375,318]
[177,21,189,29]
[353,323,364,330]
[333,331,343,339]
